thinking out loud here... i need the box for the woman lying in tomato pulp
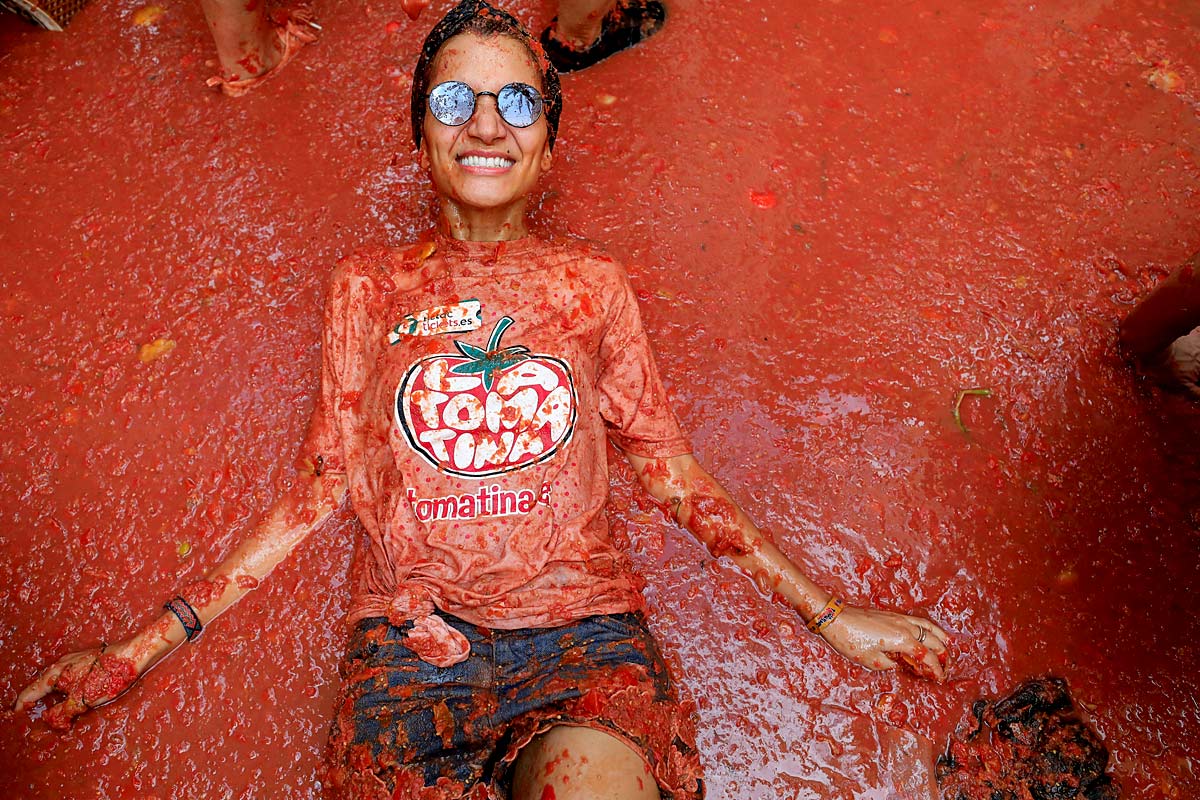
[16,2,951,798]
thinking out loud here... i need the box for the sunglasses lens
[497,83,543,128]
[428,81,475,126]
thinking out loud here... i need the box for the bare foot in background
[201,0,318,96]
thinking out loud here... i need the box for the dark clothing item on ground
[936,676,1119,800]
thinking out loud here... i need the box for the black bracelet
[164,596,203,642]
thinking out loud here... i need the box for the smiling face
[420,33,553,230]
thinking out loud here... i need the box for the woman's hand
[818,605,950,682]
[14,643,140,730]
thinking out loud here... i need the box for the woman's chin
[447,186,530,216]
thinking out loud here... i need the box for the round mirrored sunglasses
[427,80,545,129]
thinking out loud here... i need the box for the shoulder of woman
[332,242,438,293]
[333,245,391,282]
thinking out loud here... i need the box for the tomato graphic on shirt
[395,316,577,478]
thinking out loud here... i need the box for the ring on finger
[916,626,927,644]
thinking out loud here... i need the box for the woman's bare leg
[199,0,281,80]
[512,725,660,800]
[553,0,616,48]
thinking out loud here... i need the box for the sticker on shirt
[396,316,577,478]
[387,299,483,343]
[407,482,552,522]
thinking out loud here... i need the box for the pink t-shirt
[302,231,689,666]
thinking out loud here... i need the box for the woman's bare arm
[625,452,949,681]
[14,470,347,728]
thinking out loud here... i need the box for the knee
[511,724,660,800]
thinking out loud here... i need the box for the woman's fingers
[903,614,950,654]
[918,644,947,682]
[42,695,89,731]
[867,652,898,672]
[903,614,949,643]
[875,618,950,682]
[925,619,951,642]
[14,649,107,713]
[913,623,948,654]
[883,643,946,682]
[14,661,68,712]
[13,647,139,731]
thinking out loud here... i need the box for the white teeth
[459,155,514,169]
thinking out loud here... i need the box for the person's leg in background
[553,0,615,48]
[542,0,667,73]
[200,0,318,95]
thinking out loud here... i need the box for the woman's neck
[438,200,529,242]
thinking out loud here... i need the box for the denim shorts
[321,611,704,800]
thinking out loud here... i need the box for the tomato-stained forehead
[429,32,544,91]
[410,0,562,150]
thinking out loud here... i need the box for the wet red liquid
[2,0,1198,798]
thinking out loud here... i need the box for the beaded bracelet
[806,596,845,634]
[164,596,203,642]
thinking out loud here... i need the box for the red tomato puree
[1,0,1197,797]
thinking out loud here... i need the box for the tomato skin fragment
[748,190,777,209]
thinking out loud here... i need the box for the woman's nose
[465,95,505,141]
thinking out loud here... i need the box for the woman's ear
[540,140,553,173]
[418,139,430,171]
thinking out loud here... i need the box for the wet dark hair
[410,0,562,150]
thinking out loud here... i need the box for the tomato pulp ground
[1,0,1197,797]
